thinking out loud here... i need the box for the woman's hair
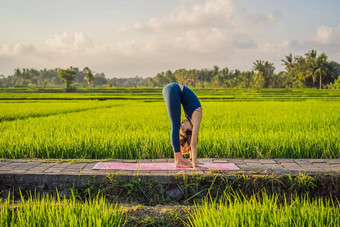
[180,120,192,155]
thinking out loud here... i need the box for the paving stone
[275,159,296,164]
[227,159,245,164]
[18,164,41,168]
[262,164,285,170]
[44,168,65,173]
[258,159,277,164]
[10,160,29,163]
[308,159,327,163]
[0,166,16,171]
[212,159,229,163]
[68,163,88,168]
[2,163,21,167]
[244,159,260,163]
[7,169,27,173]
[328,160,340,164]
[151,159,167,163]
[247,163,264,168]
[0,170,11,174]
[166,159,175,163]
[294,159,311,165]
[197,158,213,163]
[234,163,249,168]
[312,163,330,167]
[281,163,300,167]
[53,163,71,168]
[282,164,301,170]
[238,167,253,171]
[26,167,50,172]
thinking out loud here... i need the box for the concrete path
[1,158,340,193]
[1,158,340,175]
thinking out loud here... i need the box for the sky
[0,0,340,78]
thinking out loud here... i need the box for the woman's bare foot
[189,157,199,163]
[174,152,192,168]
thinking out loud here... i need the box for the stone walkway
[1,158,340,196]
[1,158,340,175]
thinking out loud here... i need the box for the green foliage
[0,190,126,227]
[58,68,76,91]
[83,67,95,88]
[183,191,340,227]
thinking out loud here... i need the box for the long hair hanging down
[179,120,192,155]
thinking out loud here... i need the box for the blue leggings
[162,83,181,153]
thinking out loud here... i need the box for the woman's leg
[162,84,181,153]
[163,84,192,167]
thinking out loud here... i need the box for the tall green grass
[0,100,339,159]
[184,191,340,227]
[0,190,126,227]
[0,100,125,121]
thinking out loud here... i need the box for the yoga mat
[92,162,240,171]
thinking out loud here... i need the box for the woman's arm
[190,110,202,167]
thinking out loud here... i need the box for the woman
[162,82,202,168]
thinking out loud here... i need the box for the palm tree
[316,52,328,89]
[83,67,95,88]
[58,68,76,91]
[13,68,22,86]
[281,53,294,72]
[305,50,318,88]
[253,60,275,87]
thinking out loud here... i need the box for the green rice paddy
[184,191,340,227]
[0,88,339,159]
[1,190,340,227]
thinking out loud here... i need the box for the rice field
[0,191,125,227]
[184,191,340,227]
[0,88,339,159]
[1,190,340,227]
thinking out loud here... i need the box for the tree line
[1,50,340,90]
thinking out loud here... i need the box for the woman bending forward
[162,82,202,168]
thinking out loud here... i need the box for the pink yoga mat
[92,162,240,171]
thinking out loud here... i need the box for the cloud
[45,32,95,51]
[118,0,236,34]
[0,43,36,57]
[257,11,280,25]
[283,24,340,56]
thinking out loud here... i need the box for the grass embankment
[1,190,340,227]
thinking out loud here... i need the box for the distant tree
[13,68,23,86]
[282,53,294,72]
[154,72,169,86]
[83,67,95,88]
[58,68,76,92]
[147,77,156,87]
[253,60,275,88]
[93,73,107,86]
[316,52,329,89]
[165,70,176,83]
